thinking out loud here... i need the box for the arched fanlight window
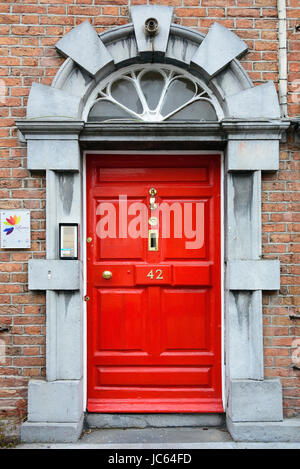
[85,64,222,123]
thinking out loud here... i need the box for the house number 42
[147,269,163,280]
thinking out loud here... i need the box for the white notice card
[0,210,31,249]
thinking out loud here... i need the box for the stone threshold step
[85,413,225,429]
[80,426,233,445]
[16,442,300,449]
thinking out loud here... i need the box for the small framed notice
[59,223,78,260]
[0,210,31,249]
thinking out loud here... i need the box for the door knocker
[149,187,157,211]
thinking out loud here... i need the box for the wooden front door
[86,154,223,413]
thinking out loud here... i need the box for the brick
[12,5,47,14]
[227,8,260,17]
[255,40,278,51]
[0,15,20,24]
[11,26,45,36]
[0,264,23,273]
[175,8,207,17]
[40,16,74,25]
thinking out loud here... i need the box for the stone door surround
[16,5,293,443]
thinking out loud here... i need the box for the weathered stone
[228,379,283,422]
[27,83,82,120]
[86,413,225,429]
[47,291,82,381]
[225,82,281,118]
[227,260,280,290]
[166,31,199,66]
[191,22,248,78]
[27,139,80,171]
[227,291,263,380]
[131,5,173,58]
[28,260,80,291]
[56,20,113,77]
[21,417,84,444]
[227,417,300,442]
[227,140,279,171]
[27,379,83,423]
[226,172,261,260]
[44,170,82,384]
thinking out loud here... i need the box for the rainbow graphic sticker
[3,214,21,236]
[0,210,30,249]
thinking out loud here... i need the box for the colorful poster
[0,211,31,249]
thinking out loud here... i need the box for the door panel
[96,289,147,353]
[161,289,208,352]
[86,154,223,413]
[96,198,146,260]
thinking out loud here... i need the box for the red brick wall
[261,0,300,418]
[0,0,299,429]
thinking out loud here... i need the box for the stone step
[85,413,225,429]
[80,426,232,445]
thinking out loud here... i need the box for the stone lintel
[15,119,290,171]
[222,119,290,140]
[16,121,84,171]
[16,120,84,139]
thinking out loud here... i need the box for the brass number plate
[147,269,164,280]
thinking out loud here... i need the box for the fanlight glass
[87,66,219,123]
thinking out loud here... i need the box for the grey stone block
[228,291,263,380]
[226,172,261,260]
[228,379,283,422]
[225,82,281,118]
[21,416,84,443]
[131,5,173,57]
[85,413,225,429]
[27,379,83,423]
[227,260,280,291]
[191,22,248,78]
[227,140,280,171]
[27,139,80,171]
[27,83,82,120]
[48,291,82,381]
[227,417,300,442]
[28,260,80,291]
[56,21,113,78]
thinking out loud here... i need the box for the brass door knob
[102,270,112,280]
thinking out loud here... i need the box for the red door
[86,154,222,413]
